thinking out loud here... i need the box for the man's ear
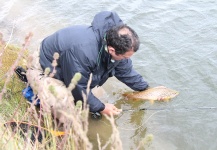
[108,46,116,55]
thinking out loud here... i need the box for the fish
[123,86,179,101]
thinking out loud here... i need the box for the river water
[1,0,217,149]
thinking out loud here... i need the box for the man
[39,11,149,116]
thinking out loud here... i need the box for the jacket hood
[91,11,123,42]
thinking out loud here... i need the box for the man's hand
[101,103,122,116]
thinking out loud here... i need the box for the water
[1,0,217,149]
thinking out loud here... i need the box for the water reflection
[87,99,151,149]
[115,99,149,149]
[88,114,113,149]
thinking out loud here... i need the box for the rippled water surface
[1,0,217,149]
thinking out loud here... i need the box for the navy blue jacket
[39,11,148,112]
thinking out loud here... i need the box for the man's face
[108,46,134,61]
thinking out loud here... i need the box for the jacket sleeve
[59,48,105,112]
[114,59,149,91]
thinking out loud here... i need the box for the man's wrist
[98,103,105,112]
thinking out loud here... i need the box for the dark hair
[106,24,140,55]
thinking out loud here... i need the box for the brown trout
[123,86,179,101]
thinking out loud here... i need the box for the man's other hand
[101,103,122,116]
